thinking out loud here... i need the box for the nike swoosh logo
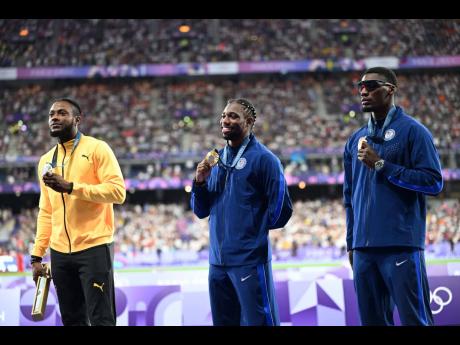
[241,274,252,282]
[396,260,408,267]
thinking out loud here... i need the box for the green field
[2,258,459,277]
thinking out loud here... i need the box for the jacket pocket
[232,203,257,241]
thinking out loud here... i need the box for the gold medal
[358,136,367,150]
[205,149,219,167]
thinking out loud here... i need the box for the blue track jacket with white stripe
[343,106,443,251]
[191,134,293,266]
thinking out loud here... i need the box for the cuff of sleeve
[70,182,84,198]
[193,178,206,187]
[30,255,42,265]
[377,160,399,178]
[68,182,74,194]
[31,246,46,258]
[192,185,208,196]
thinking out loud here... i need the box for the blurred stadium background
[0,19,459,325]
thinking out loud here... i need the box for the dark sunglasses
[357,80,395,92]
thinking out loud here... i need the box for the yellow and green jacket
[32,133,126,257]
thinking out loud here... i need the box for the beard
[49,123,73,138]
[222,126,243,141]
[361,102,377,113]
[361,105,373,113]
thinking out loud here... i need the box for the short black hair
[53,98,82,116]
[363,67,398,87]
[227,98,257,120]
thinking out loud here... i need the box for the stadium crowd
[1,19,459,67]
[1,19,460,271]
[1,71,459,187]
[1,71,459,165]
[1,199,459,269]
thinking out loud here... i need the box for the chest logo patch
[384,129,395,141]
[236,157,247,170]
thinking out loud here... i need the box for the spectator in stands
[3,198,458,264]
[31,98,126,325]
[1,19,459,67]
[1,71,459,167]
[191,98,293,326]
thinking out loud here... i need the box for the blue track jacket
[191,134,293,266]
[343,106,443,251]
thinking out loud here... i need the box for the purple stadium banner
[3,55,460,81]
[17,66,90,79]
[400,55,460,69]
[14,284,181,326]
[239,60,312,74]
[87,65,148,78]
[1,274,458,326]
[343,276,460,326]
[145,64,180,76]
[2,169,459,194]
[0,289,20,325]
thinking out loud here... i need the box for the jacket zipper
[364,169,371,246]
[60,143,72,254]
[218,170,229,265]
[363,141,380,247]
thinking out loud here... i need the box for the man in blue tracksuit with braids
[344,67,443,326]
[191,98,292,326]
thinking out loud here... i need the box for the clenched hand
[357,141,381,169]
[43,172,72,193]
[195,160,212,183]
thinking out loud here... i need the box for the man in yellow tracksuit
[31,98,126,326]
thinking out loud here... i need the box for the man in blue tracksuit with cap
[344,67,443,325]
[191,98,293,326]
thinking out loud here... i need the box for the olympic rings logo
[429,286,453,315]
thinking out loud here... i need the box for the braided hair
[227,98,257,130]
